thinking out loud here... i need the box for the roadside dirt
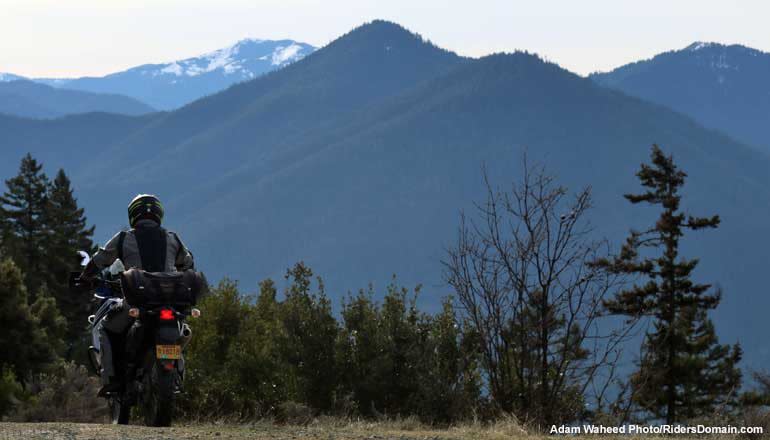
[0,422,517,440]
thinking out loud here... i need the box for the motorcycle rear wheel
[142,360,177,427]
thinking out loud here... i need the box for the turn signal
[159,309,175,321]
[128,308,140,318]
[191,308,201,318]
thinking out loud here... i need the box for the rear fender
[155,322,181,345]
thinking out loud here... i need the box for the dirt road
[0,422,524,440]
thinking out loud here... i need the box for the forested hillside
[592,42,770,152]
[0,80,155,118]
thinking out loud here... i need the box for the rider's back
[90,219,194,274]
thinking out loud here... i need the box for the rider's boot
[98,379,122,397]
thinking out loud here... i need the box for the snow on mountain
[686,41,717,52]
[31,38,316,110]
[140,39,313,80]
[679,41,769,73]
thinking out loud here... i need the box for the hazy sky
[2,0,768,78]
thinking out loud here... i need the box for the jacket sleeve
[173,233,195,271]
[82,231,122,278]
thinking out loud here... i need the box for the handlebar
[68,271,122,297]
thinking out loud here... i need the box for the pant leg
[125,320,146,368]
[97,327,114,385]
[99,301,133,385]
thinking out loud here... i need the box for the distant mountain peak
[344,19,429,43]
[682,41,766,57]
[367,19,409,30]
[591,40,770,151]
[21,37,318,109]
[146,38,315,79]
[686,41,721,51]
[0,72,25,82]
[324,19,458,66]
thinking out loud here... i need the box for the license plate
[156,345,181,360]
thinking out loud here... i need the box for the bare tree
[443,159,632,426]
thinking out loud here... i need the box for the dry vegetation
[0,418,529,440]
[0,418,761,440]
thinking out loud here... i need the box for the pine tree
[336,285,385,416]
[413,297,482,423]
[44,169,94,346]
[0,259,59,380]
[595,145,742,423]
[280,262,338,411]
[0,154,50,299]
[30,285,69,359]
[336,279,428,418]
[0,204,11,257]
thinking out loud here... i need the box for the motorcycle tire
[142,360,177,427]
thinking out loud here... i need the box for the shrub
[8,361,105,423]
[275,401,314,425]
[0,367,23,418]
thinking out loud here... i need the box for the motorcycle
[69,251,206,426]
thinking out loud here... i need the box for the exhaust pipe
[180,323,193,349]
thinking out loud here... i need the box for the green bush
[280,263,338,412]
[275,401,314,425]
[0,367,23,418]
[181,266,482,424]
[7,361,105,423]
[336,280,481,423]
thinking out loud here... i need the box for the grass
[0,417,751,440]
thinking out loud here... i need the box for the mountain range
[1,38,316,111]
[2,21,770,369]
[592,42,770,151]
[0,80,154,118]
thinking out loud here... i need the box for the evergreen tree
[30,285,68,359]
[44,169,94,346]
[0,154,50,299]
[0,259,59,380]
[594,145,742,423]
[182,279,289,418]
[336,279,476,420]
[412,297,482,423]
[0,204,11,257]
[336,285,385,416]
[280,262,338,411]
[378,281,423,414]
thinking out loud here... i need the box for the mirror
[108,259,126,275]
[78,251,91,267]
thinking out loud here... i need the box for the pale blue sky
[2,0,768,78]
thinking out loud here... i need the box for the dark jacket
[85,219,194,276]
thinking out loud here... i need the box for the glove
[77,276,96,290]
[80,260,100,282]
[69,271,95,293]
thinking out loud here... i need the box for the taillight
[159,309,175,321]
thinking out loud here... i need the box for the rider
[80,194,195,395]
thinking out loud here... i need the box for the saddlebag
[120,269,207,307]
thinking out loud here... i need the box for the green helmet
[128,194,164,227]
